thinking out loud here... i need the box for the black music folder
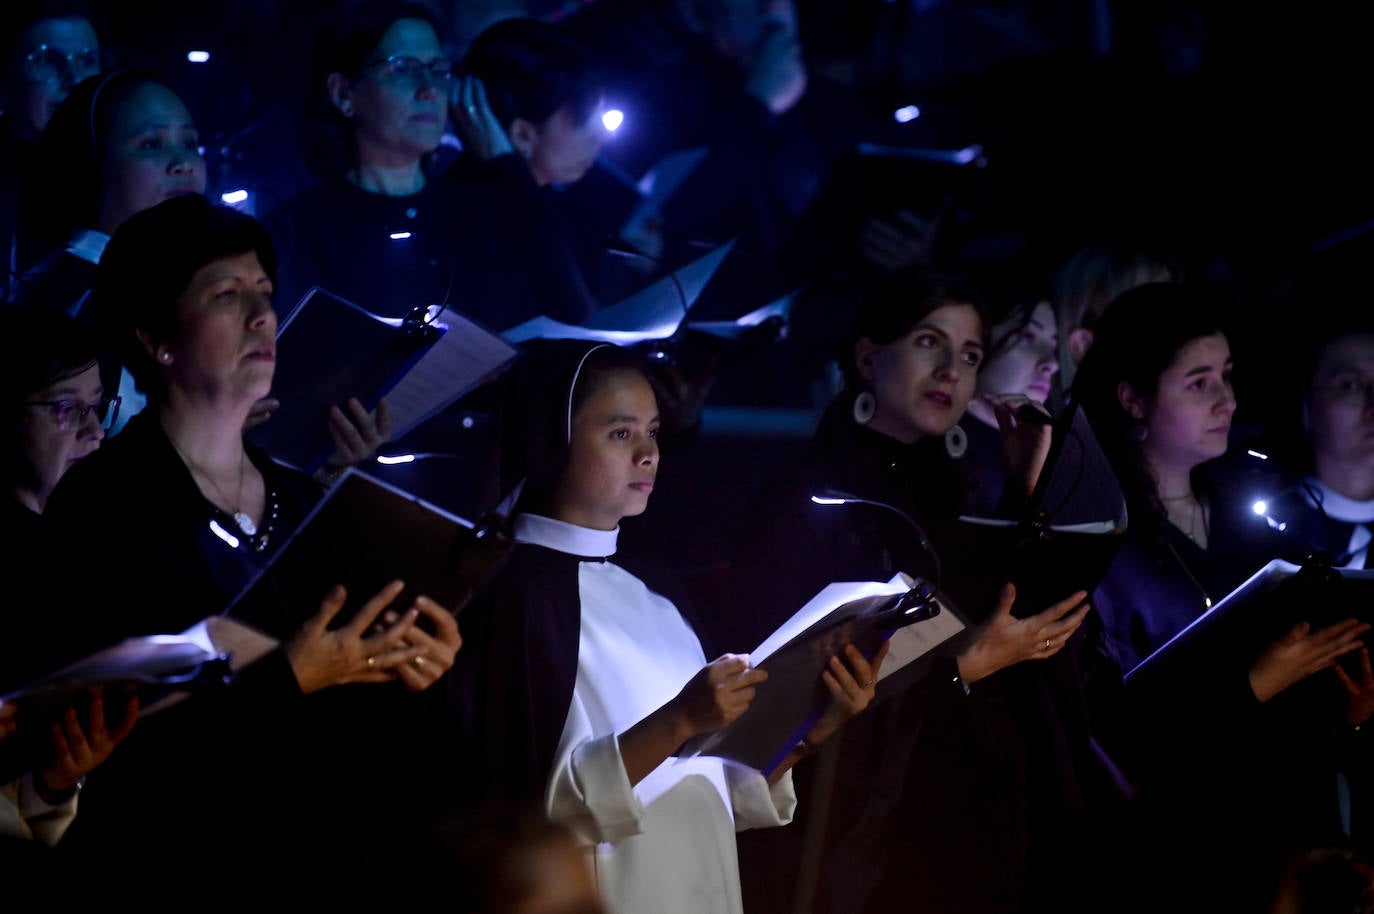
[940,401,1129,621]
[1126,559,1374,691]
[248,287,447,473]
[221,470,502,641]
[678,574,961,775]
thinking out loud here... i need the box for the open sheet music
[678,573,960,774]
[502,239,735,344]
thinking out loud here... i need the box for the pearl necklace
[171,439,258,537]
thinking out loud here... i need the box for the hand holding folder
[250,287,519,473]
[0,616,277,783]
[678,574,962,774]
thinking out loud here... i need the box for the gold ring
[1043,639,1052,650]
[413,656,426,669]
[864,679,877,688]
[366,655,376,669]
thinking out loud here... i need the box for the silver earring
[852,390,876,425]
[159,351,172,364]
[1130,423,1148,442]
[944,424,967,459]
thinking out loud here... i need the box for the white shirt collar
[513,513,619,557]
[1306,475,1374,524]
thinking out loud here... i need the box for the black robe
[444,538,711,815]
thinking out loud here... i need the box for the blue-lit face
[346,18,448,168]
[526,102,606,187]
[98,82,205,234]
[14,16,100,140]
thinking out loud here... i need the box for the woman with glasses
[34,194,462,890]
[264,0,514,329]
[0,306,137,867]
[1,2,105,287]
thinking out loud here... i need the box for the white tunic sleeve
[546,705,646,846]
[727,763,797,831]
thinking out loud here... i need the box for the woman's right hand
[1248,617,1369,703]
[450,74,513,161]
[285,579,428,694]
[669,654,768,742]
[957,583,1090,685]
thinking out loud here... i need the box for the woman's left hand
[984,393,1053,498]
[808,641,890,744]
[377,598,463,693]
[319,396,392,480]
[1335,646,1374,727]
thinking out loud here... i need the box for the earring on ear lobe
[944,424,968,459]
[159,351,172,364]
[1130,423,1149,442]
[852,389,876,425]
[341,102,354,116]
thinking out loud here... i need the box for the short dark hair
[460,17,604,129]
[837,268,990,391]
[93,194,278,396]
[300,0,445,178]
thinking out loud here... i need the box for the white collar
[1306,476,1374,523]
[65,228,110,265]
[513,513,619,557]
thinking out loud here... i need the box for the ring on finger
[366,655,377,669]
[1043,638,1052,650]
[412,656,426,669]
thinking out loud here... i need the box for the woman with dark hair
[449,339,881,914]
[6,67,202,436]
[264,0,514,329]
[0,306,137,865]
[0,1,105,285]
[36,194,461,886]
[447,16,622,325]
[1072,280,1373,913]
[721,267,1117,914]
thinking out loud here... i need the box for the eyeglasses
[25,396,121,431]
[22,45,100,88]
[1312,378,1374,404]
[358,55,453,87]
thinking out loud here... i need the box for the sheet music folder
[0,617,277,783]
[249,287,446,473]
[941,401,1129,621]
[678,574,956,775]
[1126,559,1374,689]
[222,470,483,641]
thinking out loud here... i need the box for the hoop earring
[852,390,876,425]
[1130,423,1149,442]
[944,424,968,459]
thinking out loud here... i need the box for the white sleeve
[727,762,797,831]
[546,690,646,847]
[10,773,78,847]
